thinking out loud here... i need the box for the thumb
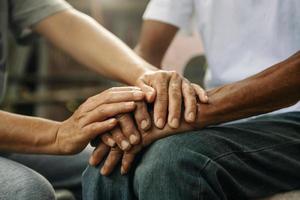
[137,80,156,103]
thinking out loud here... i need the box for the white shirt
[143,0,300,114]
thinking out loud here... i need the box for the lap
[134,112,300,199]
[4,147,92,188]
[0,156,55,200]
[82,112,300,200]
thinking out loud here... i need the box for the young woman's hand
[55,87,145,155]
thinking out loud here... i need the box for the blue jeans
[82,112,300,200]
[0,148,91,200]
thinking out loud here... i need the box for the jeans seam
[212,140,300,162]
[198,158,212,200]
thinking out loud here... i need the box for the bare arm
[134,20,179,67]
[94,51,300,175]
[0,88,145,154]
[34,9,155,85]
[34,10,207,129]
[0,111,60,154]
[198,51,300,127]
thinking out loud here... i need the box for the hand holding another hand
[89,101,198,176]
[135,70,208,129]
[54,87,145,155]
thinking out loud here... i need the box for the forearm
[0,111,60,154]
[134,20,178,68]
[34,9,156,85]
[197,51,300,127]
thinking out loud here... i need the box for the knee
[134,134,209,188]
[82,165,99,192]
[15,170,55,200]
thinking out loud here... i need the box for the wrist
[29,119,62,155]
[129,63,158,86]
[44,121,62,155]
[195,103,218,129]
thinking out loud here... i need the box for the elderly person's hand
[90,100,152,152]
[93,77,208,153]
[55,87,145,155]
[89,111,194,175]
[89,93,208,175]
[134,70,208,129]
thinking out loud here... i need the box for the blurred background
[1,0,205,121]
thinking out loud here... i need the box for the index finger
[89,142,110,166]
[81,90,144,113]
[100,147,123,176]
[121,152,136,175]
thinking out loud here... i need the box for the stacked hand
[86,70,208,176]
[89,102,196,176]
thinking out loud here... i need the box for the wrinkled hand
[91,101,151,152]
[135,70,208,129]
[55,87,145,155]
[89,102,196,176]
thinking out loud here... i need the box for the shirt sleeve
[143,0,194,30]
[9,0,72,43]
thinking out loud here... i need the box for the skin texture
[90,51,300,175]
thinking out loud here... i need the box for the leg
[0,156,55,200]
[82,157,137,200]
[83,112,300,200]
[5,147,92,200]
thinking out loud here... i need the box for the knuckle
[90,123,99,132]
[117,114,130,122]
[170,82,181,91]
[74,110,85,121]
[170,71,178,77]
[96,107,106,116]
[158,72,168,79]
[112,132,123,141]
[187,86,196,96]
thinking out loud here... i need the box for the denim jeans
[0,148,91,200]
[82,112,300,200]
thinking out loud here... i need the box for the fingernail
[109,118,116,124]
[156,118,164,128]
[125,102,134,107]
[89,157,95,166]
[170,118,179,128]
[107,138,116,147]
[133,91,144,98]
[121,166,125,175]
[141,119,149,130]
[100,167,105,175]
[205,95,209,102]
[188,112,195,122]
[121,140,130,150]
[129,135,138,144]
